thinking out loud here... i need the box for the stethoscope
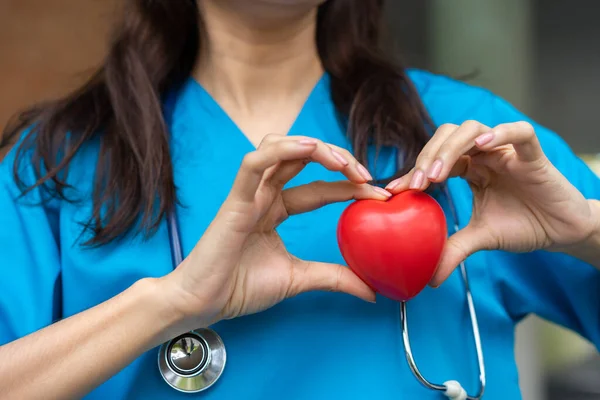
[157,211,227,393]
[398,184,486,400]
[157,183,486,399]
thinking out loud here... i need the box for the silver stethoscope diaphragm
[158,328,226,393]
[163,212,227,392]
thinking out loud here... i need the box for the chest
[57,82,522,399]
[59,155,520,400]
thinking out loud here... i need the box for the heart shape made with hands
[337,190,447,302]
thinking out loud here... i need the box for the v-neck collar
[173,73,331,152]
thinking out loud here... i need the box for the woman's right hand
[162,134,389,331]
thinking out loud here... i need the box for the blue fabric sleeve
[486,96,600,346]
[0,149,61,345]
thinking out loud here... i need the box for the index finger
[478,121,544,162]
[231,138,319,202]
[267,141,372,189]
[422,120,491,184]
[282,181,391,215]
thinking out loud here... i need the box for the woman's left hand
[385,120,599,287]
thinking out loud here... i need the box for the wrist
[562,199,600,269]
[149,268,218,338]
[132,277,198,344]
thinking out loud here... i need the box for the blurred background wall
[1,1,599,399]
[0,0,117,143]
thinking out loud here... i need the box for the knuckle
[310,138,325,151]
[308,180,329,197]
[516,121,535,136]
[448,239,469,263]
[241,151,261,170]
[333,148,354,164]
[336,266,345,292]
[308,180,331,208]
[332,265,344,293]
[259,133,283,147]
[295,135,322,146]
[416,149,435,165]
[436,141,462,161]
[462,120,482,131]
[438,123,458,132]
[318,193,329,209]
[435,149,452,163]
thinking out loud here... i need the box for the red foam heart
[337,190,447,302]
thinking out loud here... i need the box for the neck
[193,1,324,113]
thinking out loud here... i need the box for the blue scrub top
[2,70,600,400]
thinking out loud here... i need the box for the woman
[1,1,599,399]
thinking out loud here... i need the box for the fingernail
[428,160,443,180]
[331,149,349,166]
[372,186,392,198]
[409,170,424,189]
[357,164,373,181]
[386,178,402,190]
[367,299,377,304]
[475,132,494,147]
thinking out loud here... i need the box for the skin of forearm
[0,277,187,400]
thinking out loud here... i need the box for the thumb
[291,259,377,303]
[430,224,493,288]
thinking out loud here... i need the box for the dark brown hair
[0,0,432,246]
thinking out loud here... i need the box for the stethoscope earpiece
[158,328,226,393]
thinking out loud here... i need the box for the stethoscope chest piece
[158,328,226,393]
